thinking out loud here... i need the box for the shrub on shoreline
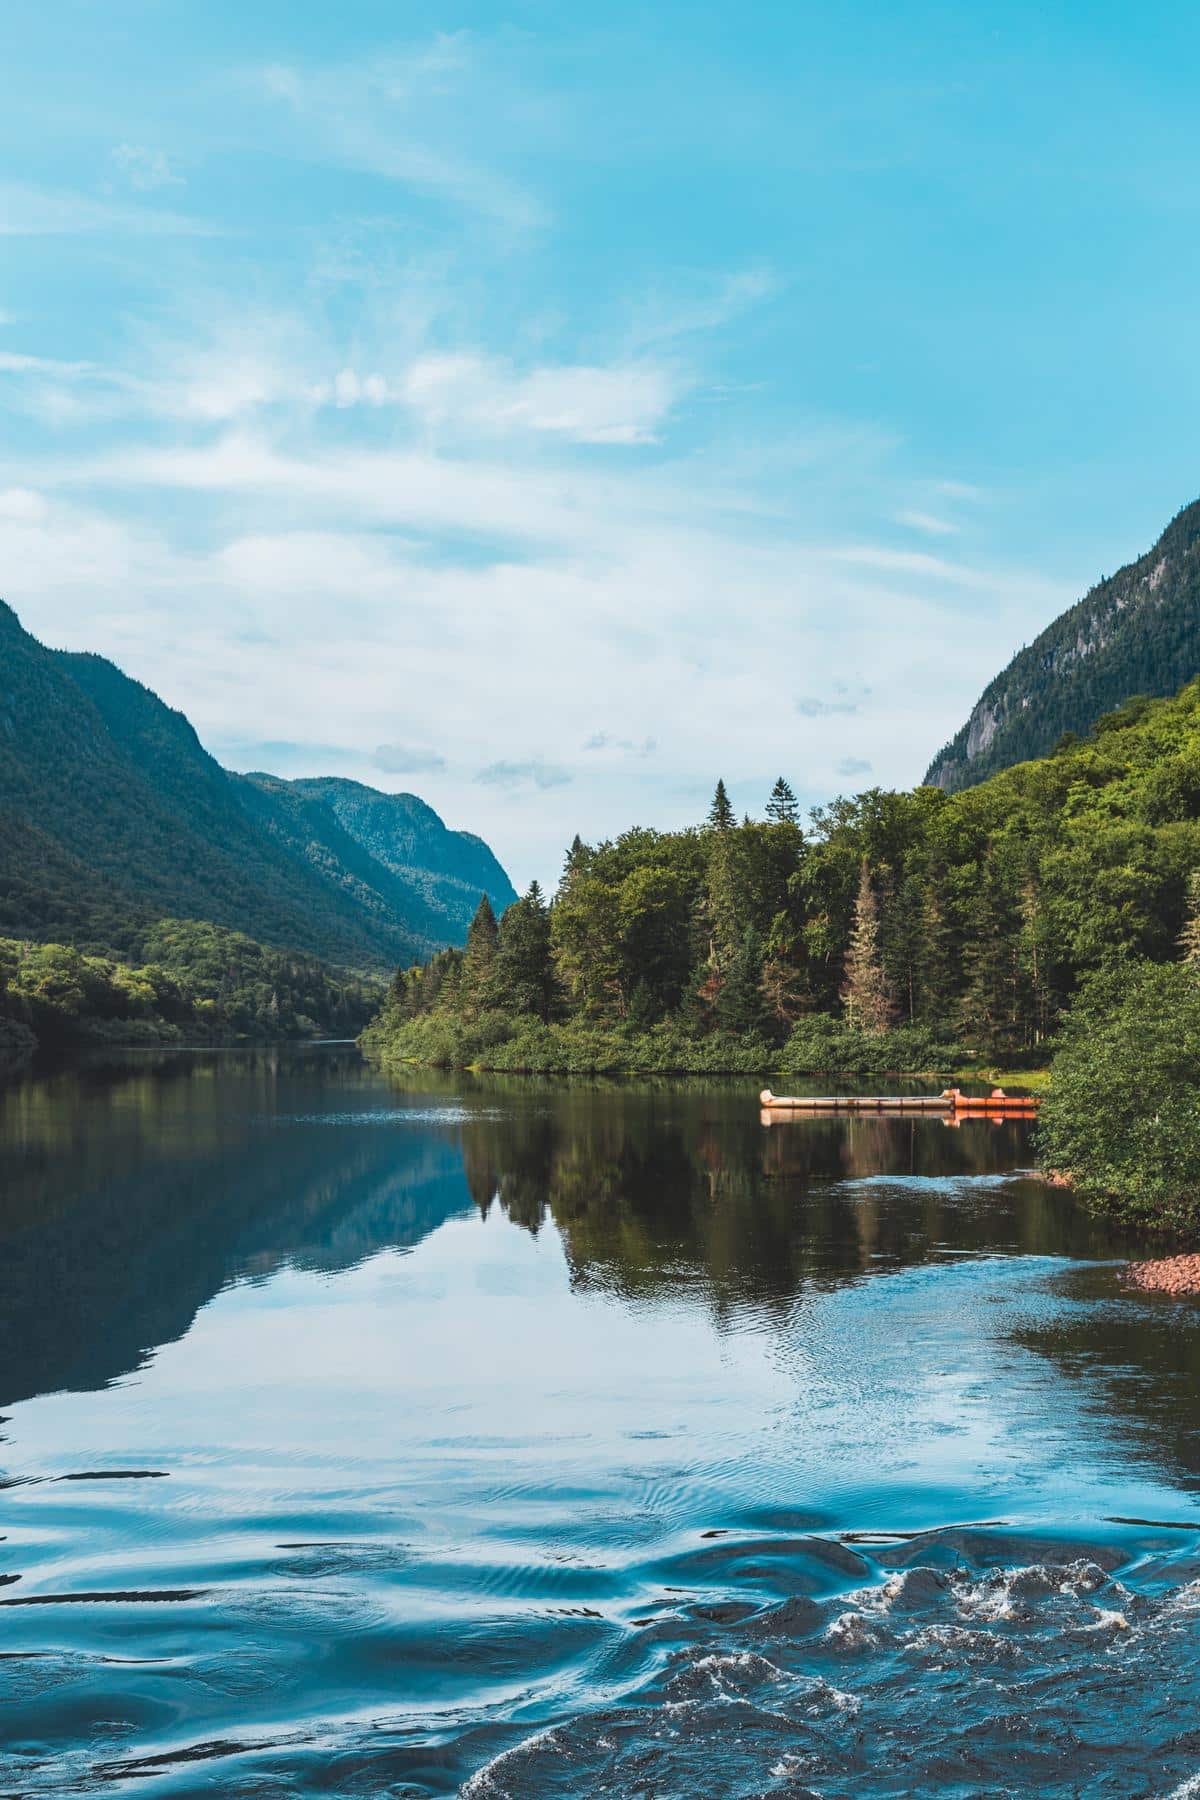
[1038,960,1200,1229]
[360,1009,963,1077]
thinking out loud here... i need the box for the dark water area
[2,1047,1199,1797]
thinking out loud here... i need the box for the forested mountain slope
[0,603,514,968]
[926,497,1200,790]
[287,777,515,941]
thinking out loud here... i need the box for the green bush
[1037,960,1200,1229]
[778,1016,960,1074]
[363,1007,954,1077]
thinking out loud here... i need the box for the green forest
[364,678,1200,1083]
[0,918,381,1064]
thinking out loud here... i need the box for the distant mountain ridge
[0,602,516,967]
[925,497,1200,791]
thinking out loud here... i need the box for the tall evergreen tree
[958,852,1022,1052]
[766,776,800,825]
[558,834,589,899]
[716,926,769,1035]
[461,894,499,1016]
[1018,868,1054,1046]
[882,871,926,1023]
[495,881,557,1020]
[918,874,957,1025]
[841,858,894,1032]
[707,779,734,831]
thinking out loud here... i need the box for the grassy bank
[360,1010,966,1078]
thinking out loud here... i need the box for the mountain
[925,497,1200,791]
[0,602,516,968]
[280,776,515,944]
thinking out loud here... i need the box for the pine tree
[495,881,557,1020]
[841,858,894,1032]
[707,779,734,831]
[716,926,768,1035]
[766,776,800,825]
[918,875,956,1025]
[461,894,499,1017]
[1018,868,1054,1046]
[702,818,743,972]
[558,835,588,899]
[1181,870,1200,965]
[958,852,1021,1052]
[882,871,925,1024]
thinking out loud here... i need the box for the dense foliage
[927,495,1200,791]
[0,919,381,1057]
[1038,961,1200,1229]
[0,602,514,970]
[365,680,1200,1076]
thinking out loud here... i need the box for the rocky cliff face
[925,500,1200,791]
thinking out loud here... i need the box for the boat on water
[759,1086,1040,1116]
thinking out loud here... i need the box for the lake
[2,1045,1199,1797]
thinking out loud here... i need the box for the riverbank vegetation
[1038,958,1200,1231]
[0,919,381,1060]
[365,682,1200,1086]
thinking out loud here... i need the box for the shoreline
[363,1044,1051,1088]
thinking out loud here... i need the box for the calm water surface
[2,1047,1199,1797]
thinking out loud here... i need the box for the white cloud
[796,694,860,718]
[931,478,986,501]
[252,41,546,232]
[374,743,447,775]
[111,145,183,192]
[0,459,1072,887]
[0,312,677,448]
[0,351,97,379]
[476,758,573,791]
[401,352,678,444]
[628,266,781,349]
[828,543,999,588]
[894,508,958,537]
[0,485,50,522]
[583,731,658,756]
[0,180,213,237]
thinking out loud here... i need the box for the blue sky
[4,2,1200,886]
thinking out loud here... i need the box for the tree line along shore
[0,919,380,1065]
[364,682,1200,1230]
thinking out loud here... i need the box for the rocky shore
[1125,1255,1200,1296]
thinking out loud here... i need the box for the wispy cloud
[476,758,573,790]
[213,736,358,772]
[828,543,996,587]
[0,350,98,379]
[0,314,678,447]
[583,731,658,756]
[0,472,1073,886]
[401,353,679,444]
[0,180,213,238]
[374,742,447,775]
[111,144,184,192]
[931,478,986,502]
[836,755,872,776]
[894,508,958,537]
[796,694,860,718]
[629,266,780,349]
[252,40,546,232]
